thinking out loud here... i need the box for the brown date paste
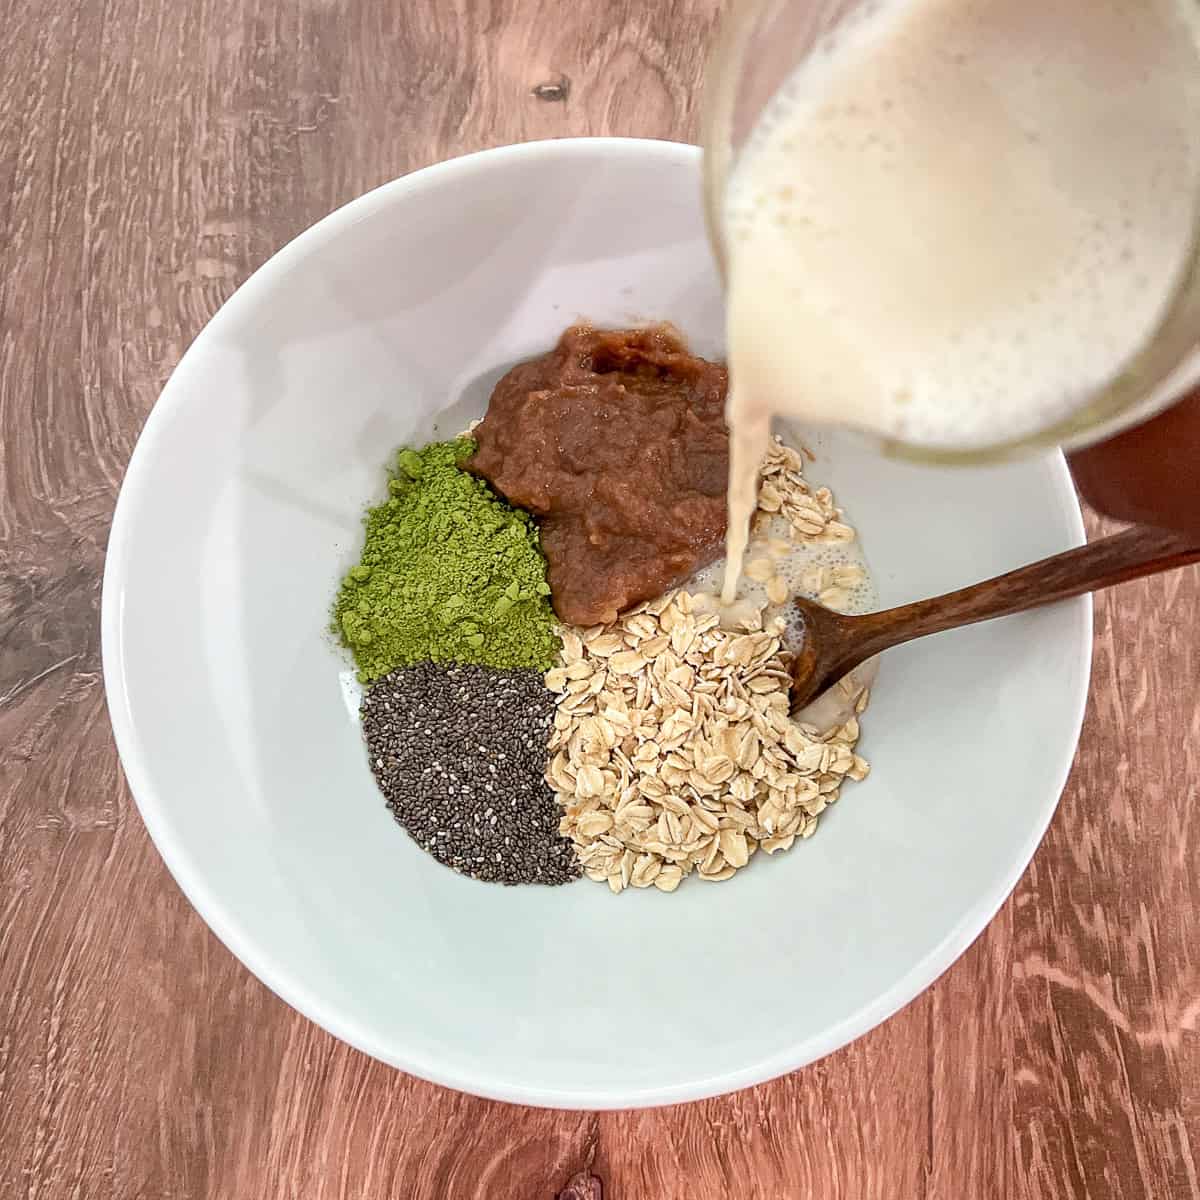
[468,325,729,627]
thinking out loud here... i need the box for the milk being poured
[721,0,1200,600]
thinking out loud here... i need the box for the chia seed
[360,662,581,886]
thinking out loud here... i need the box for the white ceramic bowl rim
[102,138,1091,1108]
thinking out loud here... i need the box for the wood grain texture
[0,1,1197,1197]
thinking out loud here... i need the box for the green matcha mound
[334,438,560,682]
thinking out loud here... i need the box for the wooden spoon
[789,524,1200,715]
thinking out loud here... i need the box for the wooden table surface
[2,0,1198,1196]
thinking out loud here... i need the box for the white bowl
[103,138,1091,1108]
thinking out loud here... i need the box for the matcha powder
[335,438,560,681]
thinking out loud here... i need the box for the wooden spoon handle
[851,524,1200,660]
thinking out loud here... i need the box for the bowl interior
[103,139,1090,1107]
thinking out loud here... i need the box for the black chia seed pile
[361,662,581,885]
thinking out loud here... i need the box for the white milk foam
[693,510,877,641]
[725,0,1200,451]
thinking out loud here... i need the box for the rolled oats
[544,435,872,894]
[546,587,869,893]
[759,438,857,545]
